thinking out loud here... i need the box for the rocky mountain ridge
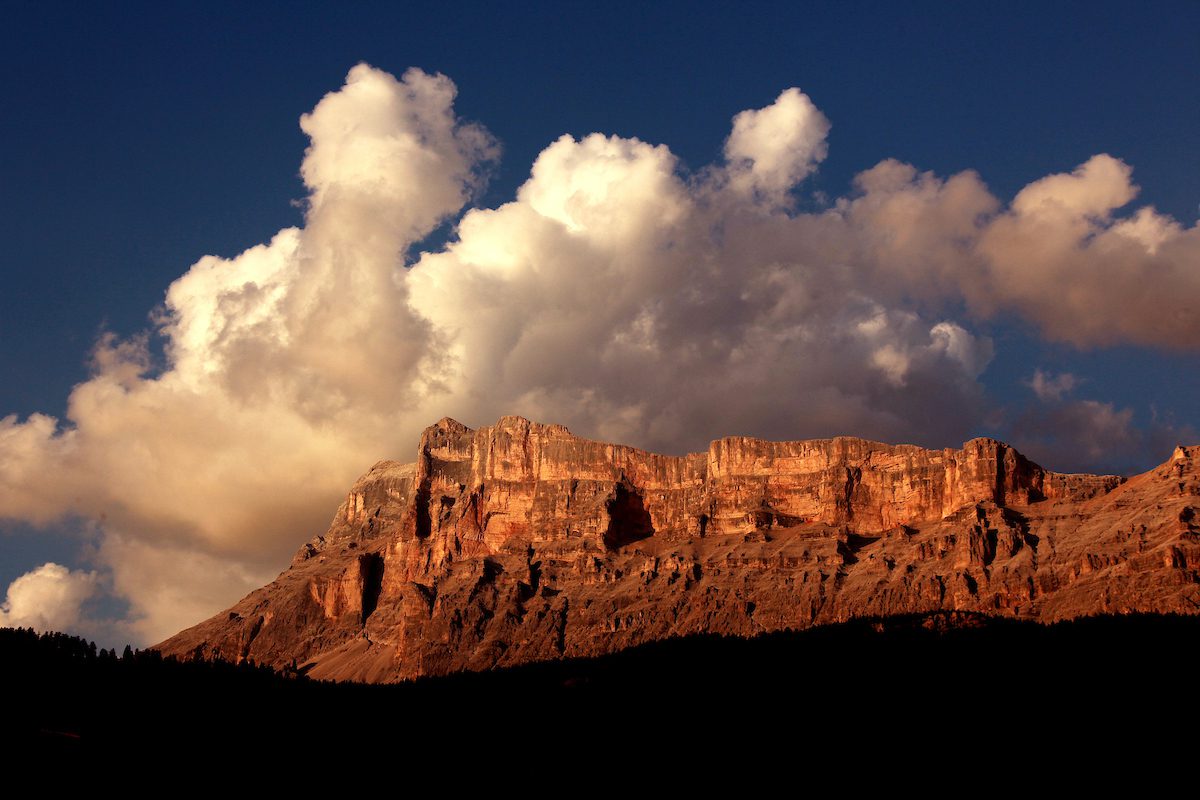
[156,416,1200,681]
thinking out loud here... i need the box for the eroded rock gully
[156,417,1200,682]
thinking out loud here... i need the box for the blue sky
[1,2,1197,645]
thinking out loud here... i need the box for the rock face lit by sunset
[155,417,1200,681]
[0,6,1196,652]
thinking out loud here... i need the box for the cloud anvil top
[1,62,1196,646]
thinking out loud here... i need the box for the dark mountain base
[5,613,1197,770]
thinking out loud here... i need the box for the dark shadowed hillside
[7,611,1200,769]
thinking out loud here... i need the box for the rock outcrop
[156,416,1200,681]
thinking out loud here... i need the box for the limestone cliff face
[156,417,1199,682]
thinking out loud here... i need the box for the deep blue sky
[1,2,1197,628]
[2,2,1197,422]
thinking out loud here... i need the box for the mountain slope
[156,416,1200,681]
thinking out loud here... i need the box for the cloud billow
[0,64,1195,644]
[0,562,100,634]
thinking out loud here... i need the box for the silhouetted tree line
[0,626,296,678]
[4,612,1198,765]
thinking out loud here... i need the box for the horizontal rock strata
[156,417,1200,681]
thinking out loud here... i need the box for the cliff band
[156,416,1200,681]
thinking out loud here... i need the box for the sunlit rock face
[156,417,1199,682]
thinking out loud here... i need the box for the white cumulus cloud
[0,63,1196,645]
[0,563,100,633]
[724,87,830,203]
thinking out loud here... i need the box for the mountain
[155,416,1200,681]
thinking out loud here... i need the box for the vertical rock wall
[156,417,1196,682]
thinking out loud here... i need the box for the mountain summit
[156,416,1200,681]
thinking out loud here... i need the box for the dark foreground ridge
[7,612,1200,763]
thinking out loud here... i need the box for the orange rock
[156,417,1199,682]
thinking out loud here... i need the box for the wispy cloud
[1027,369,1080,402]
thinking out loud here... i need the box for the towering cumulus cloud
[1,64,1196,643]
[723,86,830,202]
[0,563,100,634]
